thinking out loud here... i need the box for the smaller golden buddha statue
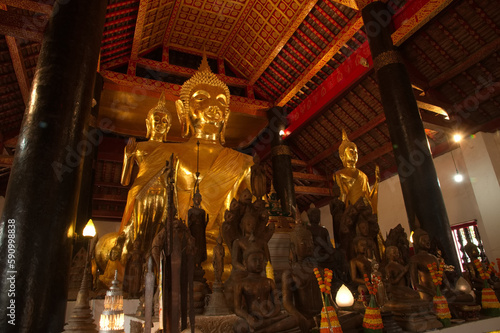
[334,129,379,214]
[119,93,173,253]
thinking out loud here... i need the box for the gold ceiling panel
[168,0,246,54]
[224,0,311,79]
[138,0,176,54]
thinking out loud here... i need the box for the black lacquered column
[361,1,460,272]
[0,1,107,332]
[268,107,296,217]
[75,73,104,235]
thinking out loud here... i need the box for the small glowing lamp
[83,219,96,237]
[410,231,414,244]
[279,129,285,137]
[99,271,124,332]
[455,276,472,294]
[453,134,463,143]
[335,284,354,308]
[454,173,464,183]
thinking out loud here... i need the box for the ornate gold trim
[373,50,402,72]
[272,145,291,157]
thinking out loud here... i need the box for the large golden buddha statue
[167,56,253,234]
[334,129,379,213]
[98,58,252,276]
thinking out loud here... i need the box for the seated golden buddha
[165,55,253,236]
[97,57,253,278]
[334,129,379,214]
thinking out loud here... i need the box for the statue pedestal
[267,219,293,287]
[384,300,442,332]
[205,282,231,316]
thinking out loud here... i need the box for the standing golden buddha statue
[96,93,173,277]
[334,128,379,214]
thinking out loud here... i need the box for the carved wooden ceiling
[1,0,499,217]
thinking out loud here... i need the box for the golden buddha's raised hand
[125,137,137,156]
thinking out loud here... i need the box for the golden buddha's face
[188,83,229,137]
[146,110,170,141]
[343,145,358,168]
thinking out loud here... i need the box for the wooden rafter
[307,113,386,167]
[0,0,52,15]
[276,13,364,107]
[429,38,500,88]
[357,142,393,168]
[135,58,250,87]
[248,1,317,85]
[128,0,149,67]
[161,0,182,60]
[295,185,330,196]
[0,9,44,42]
[5,36,30,105]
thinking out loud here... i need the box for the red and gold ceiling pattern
[137,0,175,54]
[168,0,246,55]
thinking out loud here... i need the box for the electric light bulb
[454,173,463,183]
[335,284,354,307]
[83,219,96,237]
[453,134,462,142]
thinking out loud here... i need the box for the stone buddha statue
[234,242,300,333]
[409,228,472,304]
[334,129,379,214]
[282,223,324,332]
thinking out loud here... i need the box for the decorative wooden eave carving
[100,70,271,117]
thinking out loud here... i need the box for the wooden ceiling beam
[128,0,149,65]
[0,0,52,15]
[135,58,250,86]
[429,37,500,88]
[307,112,386,167]
[161,0,182,60]
[293,171,328,183]
[295,185,330,196]
[5,36,30,105]
[0,155,14,167]
[276,13,364,107]
[0,9,44,42]
[357,142,394,168]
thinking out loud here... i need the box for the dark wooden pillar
[268,107,296,217]
[0,0,108,332]
[75,73,104,236]
[361,1,460,272]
